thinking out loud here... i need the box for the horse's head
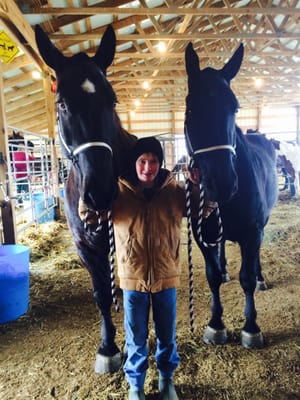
[184,43,244,203]
[35,25,118,211]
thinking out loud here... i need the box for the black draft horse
[35,25,136,373]
[185,43,278,348]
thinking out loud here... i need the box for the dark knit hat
[131,137,164,166]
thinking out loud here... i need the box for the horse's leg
[254,229,268,290]
[255,256,268,291]
[289,176,296,197]
[202,246,228,345]
[281,168,289,190]
[91,261,122,373]
[219,241,230,283]
[78,249,122,374]
[239,232,264,349]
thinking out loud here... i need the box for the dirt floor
[0,194,299,400]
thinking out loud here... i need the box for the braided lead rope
[95,212,103,233]
[185,177,195,334]
[107,210,120,313]
[196,183,223,248]
[83,210,103,233]
[184,163,224,333]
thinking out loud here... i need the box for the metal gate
[1,127,65,240]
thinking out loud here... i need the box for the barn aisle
[0,198,299,400]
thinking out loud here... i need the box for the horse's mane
[237,126,275,160]
[112,111,137,176]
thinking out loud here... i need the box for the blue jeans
[123,288,180,391]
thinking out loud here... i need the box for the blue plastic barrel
[0,245,30,323]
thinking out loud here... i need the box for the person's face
[135,152,160,188]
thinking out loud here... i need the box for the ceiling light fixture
[158,42,166,53]
[32,70,41,80]
[254,78,263,88]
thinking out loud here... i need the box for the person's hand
[188,167,200,185]
[78,197,100,224]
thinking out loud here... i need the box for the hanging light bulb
[158,42,166,53]
[32,70,41,80]
[254,78,263,88]
[143,81,150,90]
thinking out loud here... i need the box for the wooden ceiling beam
[28,7,300,17]
[108,63,300,72]
[6,99,45,119]
[0,0,48,71]
[50,32,300,40]
[4,81,43,102]
[5,91,45,112]
[110,50,300,59]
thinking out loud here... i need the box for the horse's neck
[235,128,255,172]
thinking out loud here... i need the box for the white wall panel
[118,106,298,142]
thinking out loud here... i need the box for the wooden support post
[1,200,16,244]
[296,105,300,146]
[257,105,262,132]
[43,73,61,219]
[0,62,16,243]
[127,110,132,133]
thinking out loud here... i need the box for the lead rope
[196,183,223,248]
[107,210,120,313]
[185,162,223,333]
[83,210,103,233]
[185,177,195,334]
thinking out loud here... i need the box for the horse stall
[2,127,67,241]
[158,134,188,181]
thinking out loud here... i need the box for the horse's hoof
[222,273,230,283]
[203,325,228,345]
[241,330,264,349]
[256,280,268,291]
[94,352,122,374]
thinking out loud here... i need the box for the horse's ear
[35,25,65,72]
[94,25,116,75]
[185,42,200,79]
[222,43,244,82]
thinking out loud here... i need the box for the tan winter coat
[112,170,187,293]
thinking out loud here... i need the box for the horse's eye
[57,101,67,112]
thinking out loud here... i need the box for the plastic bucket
[0,245,30,323]
[33,193,55,223]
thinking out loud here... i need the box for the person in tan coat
[114,137,201,400]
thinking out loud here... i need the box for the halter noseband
[184,123,236,157]
[194,144,236,156]
[58,127,113,162]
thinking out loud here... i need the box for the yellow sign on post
[0,31,19,64]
